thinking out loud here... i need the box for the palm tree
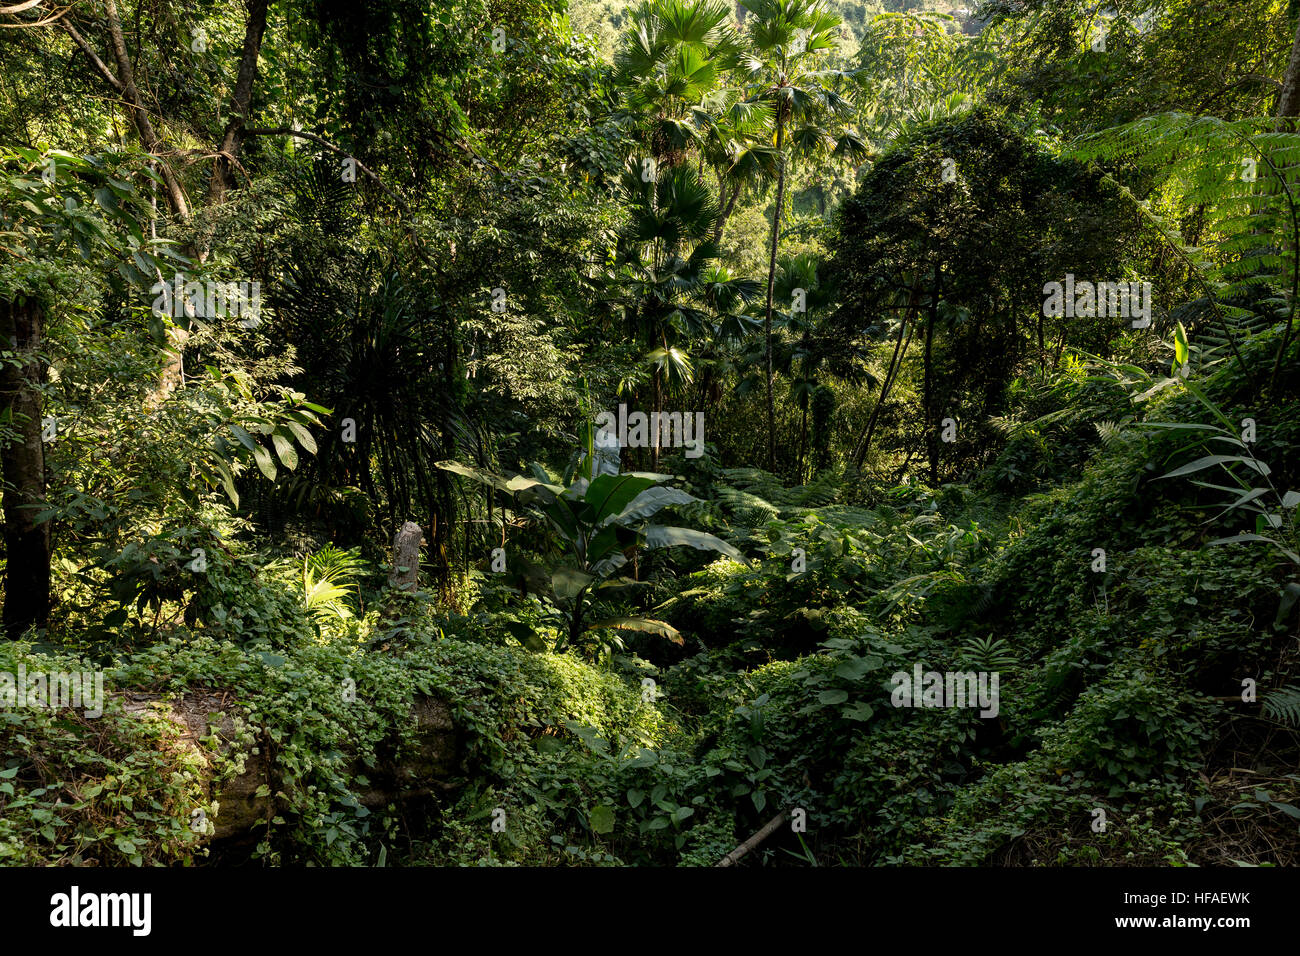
[606,161,755,467]
[699,94,778,244]
[614,0,742,171]
[739,0,868,469]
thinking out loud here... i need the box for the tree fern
[1068,114,1300,389]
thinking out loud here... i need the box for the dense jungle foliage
[1,0,1300,868]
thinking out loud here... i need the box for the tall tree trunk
[66,0,273,402]
[0,298,51,638]
[853,284,921,468]
[1271,10,1300,385]
[1276,10,1300,120]
[763,114,787,472]
[796,394,808,482]
[714,175,741,245]
[95,0,191,219]
[924,267,939,486]
[206,0,272,207]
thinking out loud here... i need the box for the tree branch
[0,2,72,27]
[59,20,123,91]
[98,0,190,218]
[717,811,788,867]
[428,127,503,176]
[205,0,270,207]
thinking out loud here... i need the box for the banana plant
[437,460,747,652]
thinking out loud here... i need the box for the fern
[713,485,781,525]
[1068,114,1300,389]
[1262,684,1300,728]
[958,635,1018,672]
[715,467,849,523]
[1094,420,1129,448]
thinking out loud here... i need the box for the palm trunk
[714,176,741,246]
[763,114,787,472]
[652,362,662,470]
[0,298,51,638]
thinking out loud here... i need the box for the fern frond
[1262,684,1300,728]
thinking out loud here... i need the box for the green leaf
[818,689,849,705]
[272,432,299,470]
[842,701,874,722]
[587,616,683,644]
[504,620,547,652]
[435,460,557,495]
[644,524,747,562]
[627,749,658,769]
[210,456,239,506]
[228,423,258,452]
[1161,454,1268,479]
[584,473,662,523]
[252,444,277,480]
[286,421,318,455]
[1173,320,1189,367]
[599,486,697,526]
[834,657,876,680]
[589,805,616,834]
[1272,802,1300,820]
[551,566,594,601]
[564,721,610,753]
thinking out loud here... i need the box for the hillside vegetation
[1,0,1298,867]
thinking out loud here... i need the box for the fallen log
[120,688,457,840]
[717,810,788,867]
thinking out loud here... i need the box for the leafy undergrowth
[7,340,1300,867]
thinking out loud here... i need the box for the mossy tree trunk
[0,297,51,638]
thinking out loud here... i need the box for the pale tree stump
[389,521,424,592]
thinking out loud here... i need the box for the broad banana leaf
[645,524,747,563]
[587,616,683,645]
